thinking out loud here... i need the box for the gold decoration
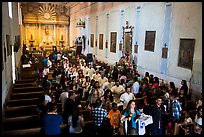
[38,4,56,21]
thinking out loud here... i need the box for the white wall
[168,2,202,95]
[2,2,22,107]
[69,2,202,97]
[138,2,165,73]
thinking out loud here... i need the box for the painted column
[118,9,124,60]
[86,17,90,54]
[38,24,41,49]
[160,3,172,75]
[134,6,141,66]
[95,16,98,55]
[54,24,56,45]
[105,13,109,58]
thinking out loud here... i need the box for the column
[160,3,172,75]
[54,24,56,45]
[86,17,90,54]
[105,13,109,58]
[95,16,98,55]
[118,9,124,60]
[133,6,141,66]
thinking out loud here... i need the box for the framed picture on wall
[110,32,117,53]
[178,38,195,70]
[90,34,94,48]
[162,47,168,59]
[99,34,103,50]
[14,35,21,52]
[144,31,156,52]
[134,44,138,53]
[119,43,122,51]
[6,35,11,56]
[2,45,4,71]
[4,46,7,62]
[95,39,97,47]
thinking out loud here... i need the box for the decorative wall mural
[110,32,117,53]
[178,39,195,70]
[38,4,56,21]
[144,31,156,52]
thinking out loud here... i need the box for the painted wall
[69,2,202,97]
[2,2,22,107]
[168,2,202,96]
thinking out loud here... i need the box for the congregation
[27,50,202,135]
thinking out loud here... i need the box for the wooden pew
[10,91,44,100]
[14,83,35,88]
[5,105,38,118]
[2,124,67,135]
[185,100,197,111]
[3,115,41,131]
[15,79,35,84]
[13,87,43,93]
[6,98,40,107]
[2,127,42,135]
[20,69,35,79]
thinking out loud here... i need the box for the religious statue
[39,26,54,50]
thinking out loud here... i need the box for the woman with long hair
[121,100,140,135]
[68,107,84,134]
[194,106,202,134]
[180,80,188,96]
[101,89,114,111]
[101,89,114,104]
[82,76,91,100]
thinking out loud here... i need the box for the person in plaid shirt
[92,99,107,135]
[169,93,182,122]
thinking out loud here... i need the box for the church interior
[2,2,202,135]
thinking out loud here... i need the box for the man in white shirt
[86,64,95,79]
[59,88,69,112]
[92,70,101,81]
[132,77,140,97]
[111,80,125,103]
[120,86,135,109]
[102,77,115,91]
[98,73,108,88]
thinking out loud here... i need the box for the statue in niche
[39,26,54,50]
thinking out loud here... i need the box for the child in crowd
[108,102,122,135]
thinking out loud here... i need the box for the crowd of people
[29,50,202,135]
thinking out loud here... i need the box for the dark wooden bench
[14,83,34,88]
[15,79,35,84]
[6,98,40,107]
[185,100,197,111]
[10,91,44,100]
[13,87,43,93]
[20,69,35,79]
[3,115,41,131]
[5,105,38,118]
[2,124,67,135]
[2,127,42,135]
